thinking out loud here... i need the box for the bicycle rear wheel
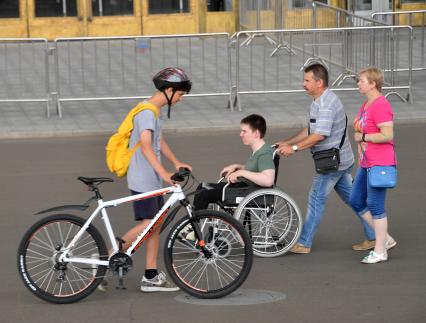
[17,214,108,304]
[164,210,253,299]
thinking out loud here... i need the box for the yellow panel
[284,9,313,29]
[141,0,199,35]
[206,12,235,33]
[0,19,28,38]
[259,11,276,30]
[142,14,198,35]
[87,0,142,37]
[28,18,85,39]
[0,0,28,38]
[87,17,142,37]
[399,4,426,26]
[315,8,338,28]
[27,0,84,39]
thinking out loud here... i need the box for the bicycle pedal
[116,277,126,290]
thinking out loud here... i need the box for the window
[245,0,272,11]
[0,0,19,18]
[92,0,134,16]
[354,0,372,11]
[148,0,190,14]
[208,0,233,11]
[289,0,328,9]
[35,0,77,17]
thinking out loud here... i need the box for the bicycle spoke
[167,211,252,296]
[19,215,108,302]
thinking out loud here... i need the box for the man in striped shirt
[277,63,374,254]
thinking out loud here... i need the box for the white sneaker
[140,271,180,292]
[361,250,388,264]
[385,237,397,250]
[180,224,195,241]
[91,253,108,292]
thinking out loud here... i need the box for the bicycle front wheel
[164,210,253,299]
[17,214,108,304]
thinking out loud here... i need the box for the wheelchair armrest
[236,176,257,187]
[201,182,215,190]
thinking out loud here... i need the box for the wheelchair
[212,147,303,258]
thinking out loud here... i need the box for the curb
[0,118,425,140]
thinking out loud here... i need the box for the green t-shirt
[245,143,275,173]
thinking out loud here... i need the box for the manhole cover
[175,289,286,306]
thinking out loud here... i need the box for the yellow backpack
[106,102,159,177]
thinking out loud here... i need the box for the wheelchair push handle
[219,171,228,182]
[171,167,191,182]
[271,144,280,159]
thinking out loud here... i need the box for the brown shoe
[290,243,311,254]
[352,240,375,251]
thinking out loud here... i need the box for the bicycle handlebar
[171,167,191,182]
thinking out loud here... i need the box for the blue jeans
[349,167,388,220]
[299,166,375,248]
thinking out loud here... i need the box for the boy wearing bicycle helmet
[120,67,192,292]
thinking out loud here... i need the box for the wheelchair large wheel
[233,188,302,257]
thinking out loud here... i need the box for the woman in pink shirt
[349,67,397,264]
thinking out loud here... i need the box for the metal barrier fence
[0,24,417,117]
[239,1,387,53]
[372,10,425,72]
[53,33,232,117]
[0,38,51,117]
[234,26,413,111]
[312,2,387,28]
[239,1,386,32]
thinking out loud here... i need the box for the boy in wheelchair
[193,114,276,211]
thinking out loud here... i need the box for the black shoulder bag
[310,115,347,174]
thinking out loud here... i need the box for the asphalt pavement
[1,126,425,323]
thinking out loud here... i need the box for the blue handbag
[367,166,397,188]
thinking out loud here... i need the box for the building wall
[0,1,425,39]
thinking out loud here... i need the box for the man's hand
[278,143,295,157]
[274,140,288,147]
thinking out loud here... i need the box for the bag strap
[308,114,347,151]
[338,115,348,149]
[128,101,160,151]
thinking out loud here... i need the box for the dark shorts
[131,190,165,221]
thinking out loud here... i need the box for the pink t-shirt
[353,96,396,168]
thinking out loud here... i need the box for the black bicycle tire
[17,213,108,304]
[164,209,253,299]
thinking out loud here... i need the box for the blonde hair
[359,67,384,92]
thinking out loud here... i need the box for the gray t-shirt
[309,89,354,171]
[127,108,163,193]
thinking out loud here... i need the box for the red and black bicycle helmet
[153,67,192,118]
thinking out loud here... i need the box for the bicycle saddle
[78,177,114,186]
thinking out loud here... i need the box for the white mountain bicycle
[17,168,253,304]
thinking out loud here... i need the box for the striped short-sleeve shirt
[309,89,354,171]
